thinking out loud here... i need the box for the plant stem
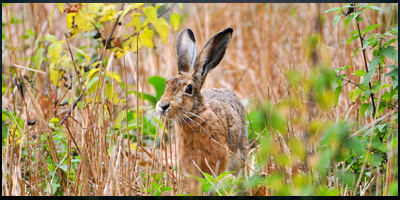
[355,14,376,118]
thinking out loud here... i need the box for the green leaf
[354,69,366,76]
[369,56,380,68]
[366,5,383,11]
[347,34,359,45]
[363,24,382,34]
[353,47,360,56]
[370,153,383,167]
[382,46,398,61]
[333,15,342,25]
[346,137,364,154]
[128,91,158,105]
[349,89,360,102]
[52,182,61,194]
[147,75,167,100]
[217,171,232,180]
[44,34,58,43]
[335,65,351,73]
[170,13,181,31]
[360,103,370,117]
[385,67,398,77]
[338,171,355,187]
[334,86,342,106]
[344,11,361,29]
[324,7,341,13]
[2,121,7,145]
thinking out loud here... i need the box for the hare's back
[202,88,247,154]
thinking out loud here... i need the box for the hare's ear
[176,28,196,73]
[193,28,233,86]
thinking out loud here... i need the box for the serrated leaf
[370,153,383,167]
[369,56,380,68]
[170,13,181,31]
[346,137,364,154]
[382,46,398,61]
[152,18,169,44]
[385,67,398,77]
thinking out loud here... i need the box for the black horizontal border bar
[2,0,399,4]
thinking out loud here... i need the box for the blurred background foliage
[1,3,398,196]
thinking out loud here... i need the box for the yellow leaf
[48,42,63,64]
[127,36,141,53]
[99,4,116,23]
[66,13,76,29]
[56,3,64,14]
[169,13,181,31]
[88,3,103,13]
[74,47,91,63]
[143,6,157,22]
[133,3,144,9]
[75,11,92,32]
[49,8,55,32]
[128,13,142,33]
[114,48,125,59]
[50,117,60,124]
[49,69,64,86]
[87,68,100,79]
[106,71,122,83]
[60,55,73,70]
[139,28,154,48]
[152,18,169,44]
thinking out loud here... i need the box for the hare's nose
[161,103,170,111]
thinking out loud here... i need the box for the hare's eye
[185,84,193,94]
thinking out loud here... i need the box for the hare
[156,28,248,179]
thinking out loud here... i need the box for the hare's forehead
[166,77,192,89]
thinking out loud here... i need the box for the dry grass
[2,3,398,196]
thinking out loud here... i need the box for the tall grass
[2,3,398,196]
